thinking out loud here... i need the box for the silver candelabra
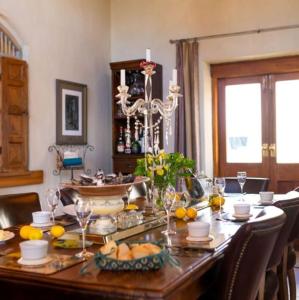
[116,50,181,214]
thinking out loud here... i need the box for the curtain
[175,40,200,171]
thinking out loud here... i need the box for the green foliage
[134,150,195,192]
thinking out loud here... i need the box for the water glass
[74,197,94,259]
[237,171,247,198]
[214,177,226,215]
[161,185,176,235]
[46,188,60,223]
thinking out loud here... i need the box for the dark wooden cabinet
[110,59,162,174]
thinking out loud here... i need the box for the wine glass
[74,197,94,259]
[237,171,247,199]
[214,177,226,216]
[161,185,176,235]
[46,188,60,224]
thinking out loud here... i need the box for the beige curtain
[175,40,200,171]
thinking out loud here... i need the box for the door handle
[269,144,276,157]
[262,143,269,157]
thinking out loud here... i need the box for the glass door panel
[276,79,299,163]
[225,83,262,163]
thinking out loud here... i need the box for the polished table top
[0,196,281,300]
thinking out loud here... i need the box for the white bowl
[32,211,51,224]
[187,221,210,238]
[19,240,48,260]
[233,203,250,215]
[259,191,274,203]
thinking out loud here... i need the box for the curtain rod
[169,24,299,44]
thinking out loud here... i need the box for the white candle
[146,48,151,62]
[120,69,125,86]
[172,69,177,85]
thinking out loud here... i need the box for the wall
[0,0,112,211]
[111,0,299,176]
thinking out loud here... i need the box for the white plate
[186,235,214,242]
[258,201,273,205]
[30,222,55,228]
[232,213,253,220]
[17,256,52,266]
[0,231,15,244]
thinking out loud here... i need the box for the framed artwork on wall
[56,79,87,145]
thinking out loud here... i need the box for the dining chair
[0,193,41,229]
[200,206,286,300]
[224,177,270,194]
[263,197,299,300]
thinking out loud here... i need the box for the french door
[212,56,299,193]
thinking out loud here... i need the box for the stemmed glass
[237,171,247,199]
[46,188,60,224]
[161,185,176,235]
[214,177,226,216]
[74,197,94,259]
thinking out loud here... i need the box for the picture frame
[56,79,87,145]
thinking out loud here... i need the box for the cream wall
[111,0,299,176]
[0,0,112,211]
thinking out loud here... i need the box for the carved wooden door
[1,57,28,173]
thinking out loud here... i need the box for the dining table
[0,194,287,300]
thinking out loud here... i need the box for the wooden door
[1,57,28,173]
[269,72,299,192]
[217,76,270,179]
[213,63,299,193]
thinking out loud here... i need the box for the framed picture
[56,79,87,145]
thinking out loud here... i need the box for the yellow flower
[156,166,164,176]
[146,154,153,165]
[164,164,170,171]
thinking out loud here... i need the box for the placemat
[0,252,84,275]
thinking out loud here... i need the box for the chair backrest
[224,177,269,194]
[0,192,41,229]
[267,197,299,268]
[59,188,79,206]
[216,206,285,300]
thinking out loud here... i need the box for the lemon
[186,207,197,219]
[50,225,65,238]
[126,204,139,210]
[175,207,186,219]
[28,228,43,240]
[211,196,225,208]
[19,225,33,240]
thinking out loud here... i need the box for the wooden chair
[224,177,270,194]
[0,193,41,229]
[201,206,286,300]
[262,197,299,300]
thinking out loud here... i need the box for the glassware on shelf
[237,171,247,199]
[128,72,144,96]
[74,197,94,259]
[46,188,60,224]
[161,185,176,235]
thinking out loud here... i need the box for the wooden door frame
[211,55,299,177]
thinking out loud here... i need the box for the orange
[19,225,33,240]
[175,207,186,219]
[186,207,197,219]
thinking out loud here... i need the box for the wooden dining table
[0,196,276,300]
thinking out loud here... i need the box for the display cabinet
[110,59,163,174]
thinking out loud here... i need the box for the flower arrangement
[134,150,195,205]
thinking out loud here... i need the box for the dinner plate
[0,231,15,244]
[17,256,52,266]
[30,222,55,228]
[186,235,214,242]
[232,213,253,220]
